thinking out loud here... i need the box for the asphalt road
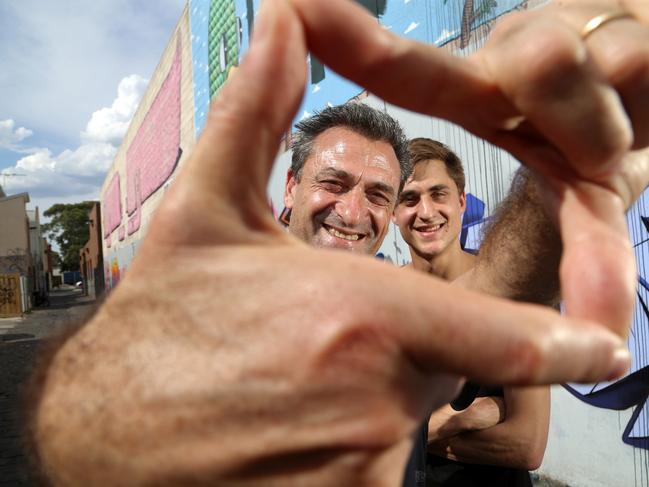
[0,288,96,486]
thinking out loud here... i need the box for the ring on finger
[581,10,637,39]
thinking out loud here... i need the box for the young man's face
[393,159,466,259]
[284,127,401,255]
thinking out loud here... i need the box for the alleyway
[0,287,97,486]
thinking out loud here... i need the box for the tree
[42,201,96,272]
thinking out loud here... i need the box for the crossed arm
[428,387,550,470]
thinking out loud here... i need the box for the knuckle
[488,15,586,87]
[488,11,529,44]
[515,27,584,89]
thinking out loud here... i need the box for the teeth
[418,224,442,232]
[327,227,360,241]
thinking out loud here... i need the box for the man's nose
[418,196,436,220]
[336,188,366,226]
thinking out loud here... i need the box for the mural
[208,0,240,97]
[102,172,122,244]
[125,37,183,236]
[101,25,187,290]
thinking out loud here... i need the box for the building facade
[0,187,33,315]
[79,202,104,299]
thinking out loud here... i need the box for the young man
[394,138,553,486]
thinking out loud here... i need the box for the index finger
[292,0,634,180]
[336,255,631,385]
[291,0,517,134]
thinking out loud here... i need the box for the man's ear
[459,191,467,213]
[284,169,298,209]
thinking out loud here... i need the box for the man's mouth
[323,224,363,241]
[414,222,444,234]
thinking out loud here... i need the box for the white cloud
[0,119,33,149]
[5,143,114,198]
[0,0,184,143]
[2,75,138,199]
[82,75,148,145]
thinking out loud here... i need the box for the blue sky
[0,0,185,214]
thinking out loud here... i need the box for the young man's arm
[429,386,550,470]
[427,396,505,442]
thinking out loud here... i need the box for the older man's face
[285,127,401,255]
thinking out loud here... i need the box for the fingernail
[606,345,630,381]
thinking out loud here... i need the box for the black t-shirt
[426,456,532,487]
[426,385,532,487]
[403,420,428,487]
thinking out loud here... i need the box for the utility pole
[0,172,26,188]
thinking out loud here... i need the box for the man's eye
[369,192,391,205]
[400,197,418,207]
[321,180,343,192]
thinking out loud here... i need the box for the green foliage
[42,201,96,272]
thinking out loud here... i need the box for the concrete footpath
[0,287,97,486]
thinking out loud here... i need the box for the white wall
[537,385,648,487]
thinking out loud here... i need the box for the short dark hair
[291,103,411,191]
[407,138,465,193]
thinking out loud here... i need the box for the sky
[0,0,186,215]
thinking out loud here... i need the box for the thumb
[152,0,307,246]
[553,178,636,338]
[504,143,638,338]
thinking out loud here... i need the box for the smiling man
[394,138,475,280]
[395,138,551,487]
[285,103,410,255]
[283,104,429,486]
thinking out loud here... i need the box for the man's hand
[33,1,639,486]
[428,397,506,443]
[292,0,649,337]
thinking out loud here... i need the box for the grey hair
[290,103,411,191]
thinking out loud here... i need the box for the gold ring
[581,10,636,39]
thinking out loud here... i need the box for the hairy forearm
[462,167,561,305]
[428,397,505,442]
